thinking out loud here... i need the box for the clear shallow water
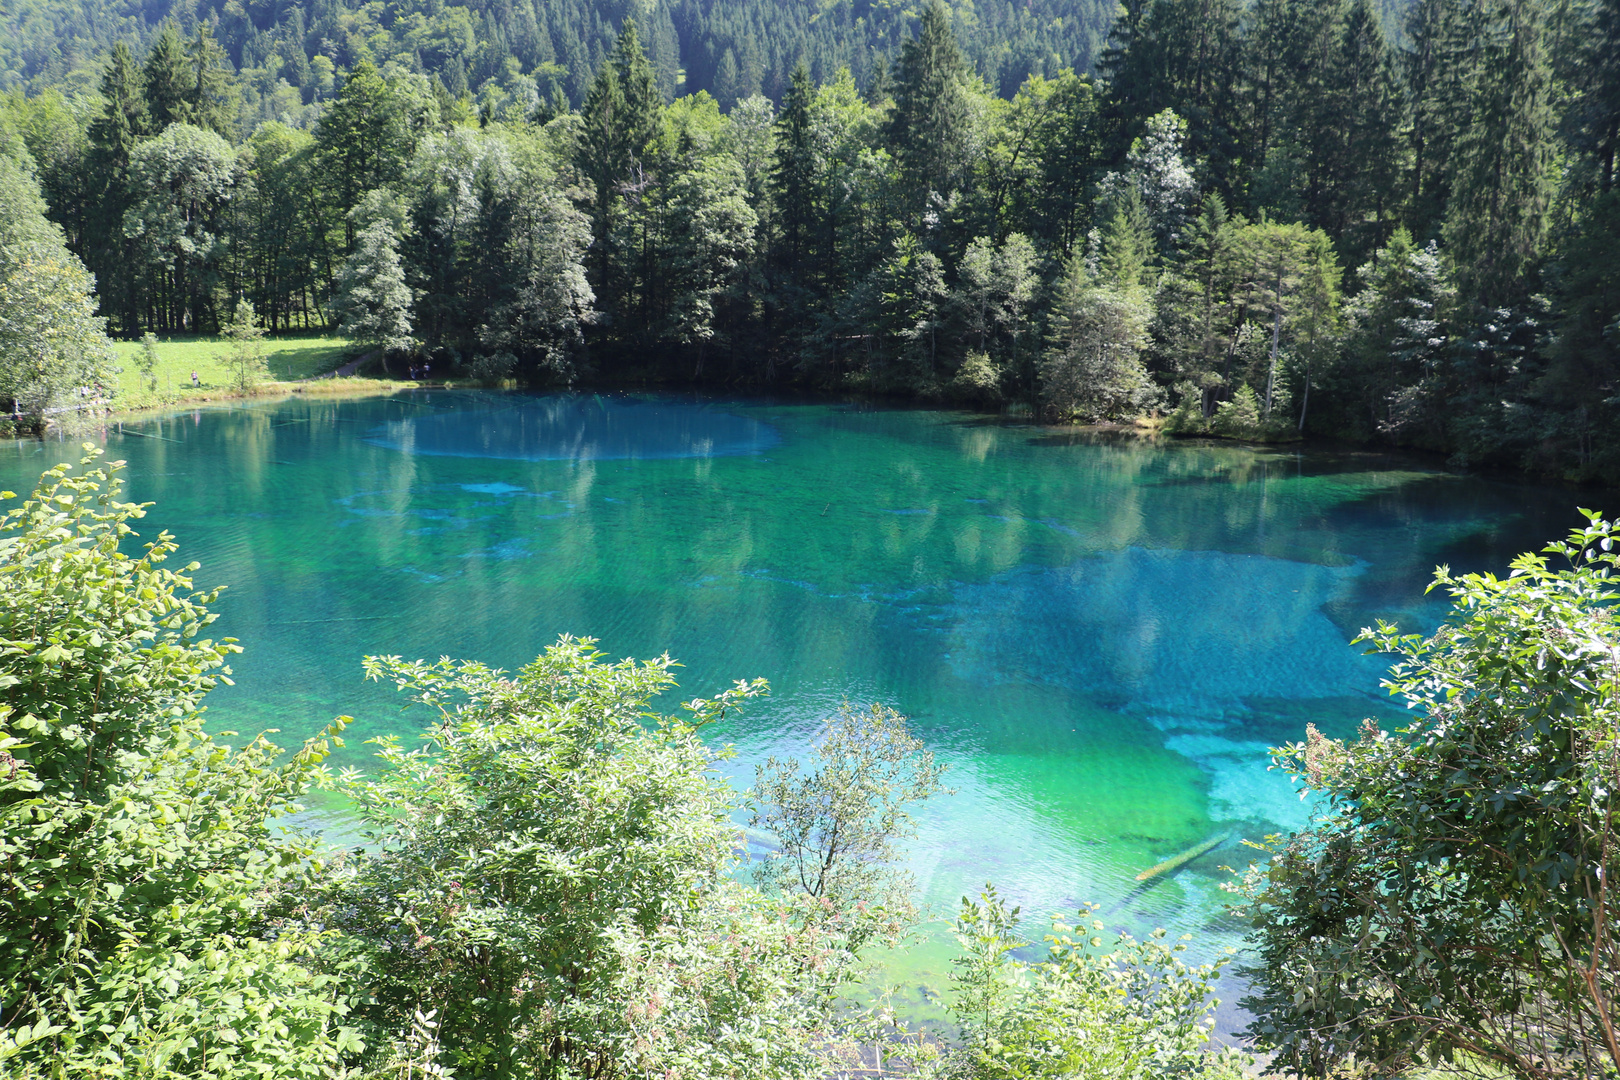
[3,391,1604,1020]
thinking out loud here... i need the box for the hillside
[2,0,1117,108]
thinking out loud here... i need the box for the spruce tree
[1318,0,1404,264]
[575,19,661,346]
[89,42,148,166]
[884,1,972,213]
[1443,0,1555,309]
[612,18,662,157]
[1405,0,1477,239]
[86,42,149,336]
[771,64,816,281]
[314,61,421,252]
[142,25,193,133]
[183,24,235,137]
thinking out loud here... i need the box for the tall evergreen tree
[1443,0,1555,309]
[1310,0,1405,263]
[85,42,150,335]
[334,217,415,355]
[183,24,235,137]
[314,61,424,252]
[89,42,149,166]
[1405,0,1477,239]
[142,25,193,133]
[884,1,973,216]
[771,64,816,287]
[1563,0,1620,193]
[575,19,661,346]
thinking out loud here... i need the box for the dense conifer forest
[0,0,1617,479]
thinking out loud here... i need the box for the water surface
[2,391,1598,1019]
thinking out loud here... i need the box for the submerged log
[1135,831,1231,882]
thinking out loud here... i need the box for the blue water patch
[942,547,1382,714]
[461,482,527,495]
[363,395,779,462]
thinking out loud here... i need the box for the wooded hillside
[2,0,1118,111]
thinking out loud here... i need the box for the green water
[1,391,1599,1014]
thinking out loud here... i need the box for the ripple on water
[363,394,780,461]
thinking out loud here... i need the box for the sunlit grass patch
[110,334,352,409]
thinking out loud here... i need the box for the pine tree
[577,60,626,307]
[771,64,815,281]
[612,18,662,154]
[1558,0,1620,193]
[714,49,742,111]
[1405,0,1477,239]
[85,42,149,336]
[89,42,149,166]
[1315,0,1404,264]
[575,19,662,346]
[184,25,235,137]
[1098,187,1154,290]
[1336,227,1454,439]
[314,61,422,252]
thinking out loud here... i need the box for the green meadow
[109,333,351,410]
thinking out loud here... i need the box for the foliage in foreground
[936,886,1246,1080]
[1238,512,1620,1078]
[0,450,1252,1080]
[751,701,949,954]
[314,643,845,1079]
[0,448,355,1078]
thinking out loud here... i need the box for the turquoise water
[1,391,1600,1014]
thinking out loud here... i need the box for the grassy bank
[90,333,438,419]
[111,334,349,408]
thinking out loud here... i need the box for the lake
[1,390,1600,1019]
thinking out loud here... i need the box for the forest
[0,0,1618,478]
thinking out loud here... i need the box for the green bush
[315,643,850,1080]
[0,448,355,1078]
[940,885,1246,1080]
[1238,512,1620,1079]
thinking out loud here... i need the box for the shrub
[941,885,1245,1080]
[317,642,848,1079]
[0,448,354,1078]
[1237,511,1620,1079]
